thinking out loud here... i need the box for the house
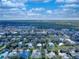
[46,51,56,59]
[31,49,42,59]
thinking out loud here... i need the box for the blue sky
[0,0,79,20]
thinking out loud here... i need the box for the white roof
[59,43,64,46]
[28,43,33,47]
[37,43,42,47]
[46,52,55,58]
[48,42,54,46]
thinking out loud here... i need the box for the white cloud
[0,8,27,16]
[56,0,78,3]
[31,8,45,11]
[55,0,79,17]
[0,0,79,20]
[46,10,53,14]
[11,0,27,3]
[65,0,78,3]
[27,12,41,16]
[38,7,78,18]
[29,0,42,2]
[29,0,52,3]
[59,4,79,8]
[27,8,45,15]
[43,0,52,3]
[2,1,17,7]
[0,0,27,17]
[1,0,26,8]
[56,0,65,3]
[26,8,45,16]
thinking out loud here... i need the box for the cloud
[0,0,79,20]
[65,0,78,3]
[27,12,41,16]
[42,7,79,18]
[29,0,52,3]
[30,8,45,11]
[46,10,53,14]
[43,0,52,3]
[56,0,65,3]
[56,0,79,3]
[59,4,79,8]
[54,8,79,17]
[26,7,78,18]
[26,8,45,16]
[55,0,79,17]
[1,0,26,8]
[0,8,26,16]
[0,0,27,18]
